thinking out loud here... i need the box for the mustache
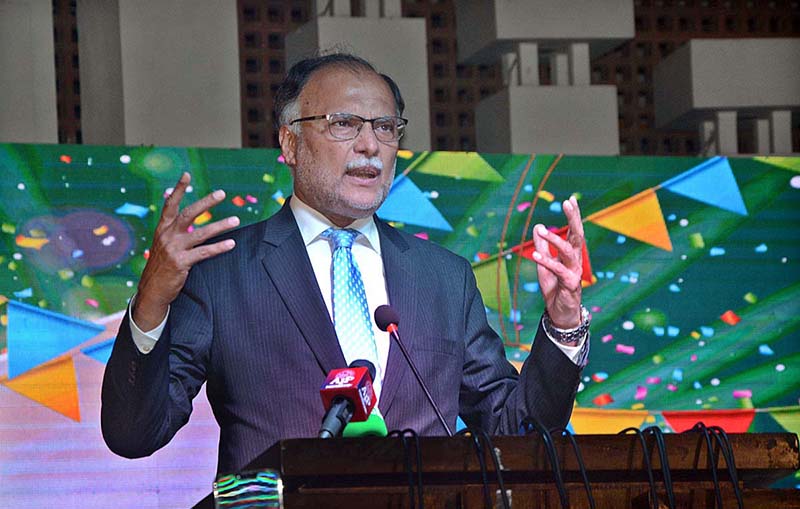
[346,157,384,171]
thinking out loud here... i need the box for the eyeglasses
[289,112,408,143]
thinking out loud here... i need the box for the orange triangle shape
[569,407,648,434]
[586,188,673,251]
[2,356,81,421]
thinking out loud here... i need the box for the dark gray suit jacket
[101,200,583,475]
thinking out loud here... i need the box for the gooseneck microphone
[374,305,453,437]
[318,359,378,439]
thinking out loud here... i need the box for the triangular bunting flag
[472,257,511,314]
[512,227,595,286]
[1,356,81,421]
[7,300,105,378]
[587,189,673,251]
[377,176,453,231]
[753,156,800,173]
[514,241,536,260]
[569,408,648,434]
[414,152,504,182]
[81,338,115,364]
[767,406,800,436]
[661,156,748,215]
[661,409,755,433]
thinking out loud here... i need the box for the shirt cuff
[128,294,169,354]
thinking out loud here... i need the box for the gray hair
[273,53,405,130]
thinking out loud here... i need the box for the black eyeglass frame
[288,112,409,142]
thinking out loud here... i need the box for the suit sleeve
[457,258,583,434]
[100,265,214,458]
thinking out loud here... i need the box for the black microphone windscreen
[349,359,376,382]
[374,305,400,332]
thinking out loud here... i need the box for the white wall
[455,0,633,62]
[691,39,800,109]
[653,43,694,129]
[476,85,620,155]
[655,38,800,128]
[493,0,634,40]
[77,0,125,145]
[475,90,511,153]
[0,0,58,143]
[116,0,241,147]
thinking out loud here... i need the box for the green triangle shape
[415,152,504,182]
[473,258,511,313]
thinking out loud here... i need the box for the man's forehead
[300,66,391,104]
[308,64,379,84]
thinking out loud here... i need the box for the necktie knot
[323,228,359,250]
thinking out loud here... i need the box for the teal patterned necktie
[322,228,381,395]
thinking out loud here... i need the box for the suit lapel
[260,201,345,375]
[375,219,417,415]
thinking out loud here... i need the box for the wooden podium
[215,432,800,508]
[202,433,800,509]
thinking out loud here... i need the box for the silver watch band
[542,305,591,344]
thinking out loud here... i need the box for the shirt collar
[289,194,381,254]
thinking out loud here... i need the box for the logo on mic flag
[326,369,357,388]
[358,381,374,411]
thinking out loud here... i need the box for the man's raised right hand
[132,172,239,331]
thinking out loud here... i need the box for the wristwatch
[542,305,591,344]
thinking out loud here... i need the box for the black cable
[618,427,659,509]
[389,429,424,509]
[686,422,723,508]
[401,432,416,509]
[708,425,744,509]
[643,426,675,509]
[709,425,743,508]
[475,429,511,509]
[708,426,744,509]
[519,417,569,509]
[409,430,425,509]
[457,429,493,508]
[699,425,723,507]
[554,427,595,509]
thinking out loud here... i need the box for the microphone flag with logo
[318,360,377,438]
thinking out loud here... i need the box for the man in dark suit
[101,53,590,476]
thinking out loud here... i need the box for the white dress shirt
[287,196,390,399]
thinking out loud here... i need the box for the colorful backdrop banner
[1,145,798,506]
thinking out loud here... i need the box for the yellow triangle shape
[570,407,648,434]
[473,257,511,314]
[2,357,81,421]
[587,189,673,251]
[753,156,800,173]
[768,406,800,437]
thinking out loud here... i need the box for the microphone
[318,359,377,439]
[374,305,453,437]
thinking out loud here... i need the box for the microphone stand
[388,327,453,437]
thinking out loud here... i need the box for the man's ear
[279,125,298,167]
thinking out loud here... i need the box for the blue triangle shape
[7,301,105,378]
[81,338,115,365]
[661,156,748,215]
[377,176,453,231]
